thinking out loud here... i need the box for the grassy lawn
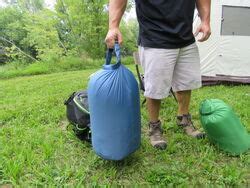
[0,57,134,79]
[0,65,249,186]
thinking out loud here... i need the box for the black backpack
[64,90,91,142]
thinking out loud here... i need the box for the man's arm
[195,0,211,42]
[105,0,127,48]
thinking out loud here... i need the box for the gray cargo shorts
[138,42,202,99]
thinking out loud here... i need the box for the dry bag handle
[104,43,121,70]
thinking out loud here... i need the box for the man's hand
[105,0,127,48]
[194,22,211,42]
[196,0,211,42]
[105,28,123,48]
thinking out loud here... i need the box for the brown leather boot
[149,120,167,150]
[177,114,206,139]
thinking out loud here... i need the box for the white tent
[194,0,250,78]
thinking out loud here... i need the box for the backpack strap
[64,92,76,105]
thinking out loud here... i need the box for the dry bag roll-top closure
[88,44,141,161]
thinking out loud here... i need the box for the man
[105,0,211,150]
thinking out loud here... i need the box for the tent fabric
[202,75,250,86]
[193,0,250,77]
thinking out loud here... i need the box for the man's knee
[176,90,191,98]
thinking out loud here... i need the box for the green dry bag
[200,99,250,155]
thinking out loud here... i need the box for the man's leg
[147,98,167,150]
[147,98,161,123]
[176,90,191,116]
[138,46,178,150]
[175,90,205,138]
[172,43,205,139]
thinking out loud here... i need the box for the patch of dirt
[59,119,70,131]
[0,184,13,188]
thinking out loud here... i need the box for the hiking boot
[177,114,206,139]
[149,120,167,150]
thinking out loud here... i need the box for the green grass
[0,56,134,79]
[0,65,249,186]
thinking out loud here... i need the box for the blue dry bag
[88,44,141,160]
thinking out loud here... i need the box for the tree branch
[0,36,39,62]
